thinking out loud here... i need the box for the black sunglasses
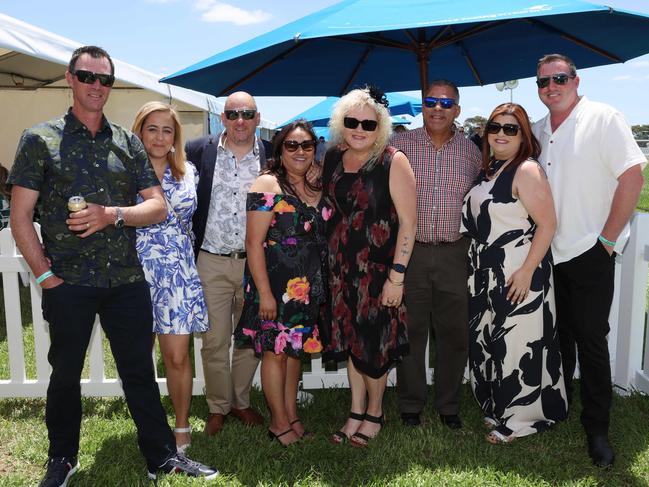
[486,122,520,136]
[423,97,456,109]
[224,109,257,121]
[536,73,575,89]
[72,69,115,87]
[343,117,378,131]
[283,139,316,152]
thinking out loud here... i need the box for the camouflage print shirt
[9,110,160,288]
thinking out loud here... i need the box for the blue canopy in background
[279,93,422,127]
[162,0,649,96]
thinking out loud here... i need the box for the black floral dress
[234,192,332,357]
[321,147,409,379]
[461,159,568,438]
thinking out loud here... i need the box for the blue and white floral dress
[136,162,209,335]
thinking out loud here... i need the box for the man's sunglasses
[283,139,317,152]
[535,73,575,89]
[423,97,456,109]
[224,109,257,121]
[486,122,520,136]
[343,117,378,131]
[72,70,115,87]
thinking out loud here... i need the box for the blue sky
[2,0,649,126]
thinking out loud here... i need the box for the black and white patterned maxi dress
[461,159,568,439]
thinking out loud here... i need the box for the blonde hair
[328,88,392,163]
[132,101,186,181]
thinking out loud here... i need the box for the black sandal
[350,413,384,448]
[330,412,365,445]
[290,418,315,440]
[267,428,298,447]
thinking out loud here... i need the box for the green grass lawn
[0,384,648,486]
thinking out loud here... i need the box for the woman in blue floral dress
[132,102,209,452]
[234,120,331,446]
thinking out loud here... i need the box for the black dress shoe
[400,412,421,426]
[587,434,615,468]
[439,414,462,430]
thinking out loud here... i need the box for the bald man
[186,92,268,435]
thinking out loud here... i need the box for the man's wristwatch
[391,263,407,274]
[114,207,125,229]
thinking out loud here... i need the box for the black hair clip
[366,85,389,108]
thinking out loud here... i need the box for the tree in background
[631,124,649,140]
[463,115,487,136]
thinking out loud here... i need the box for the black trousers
[554,241,615,436]
[42,281,175,469]
[396,238,470,416]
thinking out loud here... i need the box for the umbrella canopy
[163,0,649,96]
[279,92,422,127]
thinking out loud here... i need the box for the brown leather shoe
[230,407,264,426]
[204,413,225,436]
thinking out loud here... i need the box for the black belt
[203,249,247,259]
[416,239,461,247]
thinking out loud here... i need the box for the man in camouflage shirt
[9,46,217,486]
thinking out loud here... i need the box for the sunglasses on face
[535,73,575,89]
[72,69,115,87]
[283,139,317,152]
[423,97,456,109]
[486,122,520,136]
[224,109,257,121]
[343,117,378,131]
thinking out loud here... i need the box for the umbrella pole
[418,51,428,98]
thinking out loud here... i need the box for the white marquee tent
[0,13,275,167]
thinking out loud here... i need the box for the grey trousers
[396,238,470,416]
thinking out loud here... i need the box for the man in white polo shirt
[532,53,645,468]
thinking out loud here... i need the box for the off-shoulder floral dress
[234,192,332,357]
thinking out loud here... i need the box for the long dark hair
[0,164,9,200]
[481,103,541,173]
[266,120,321,196]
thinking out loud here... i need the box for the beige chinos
[197,251,259,414]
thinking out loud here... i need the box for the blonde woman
[132,102,209,452]
[322,87,417,447]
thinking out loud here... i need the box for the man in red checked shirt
[392,79,481,430]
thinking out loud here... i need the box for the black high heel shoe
[267,428,298,447]
[350,413,384,448]
[330,411,365,445]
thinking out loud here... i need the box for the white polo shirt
[532,96,646,264]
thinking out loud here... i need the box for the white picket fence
[1,214,648,398]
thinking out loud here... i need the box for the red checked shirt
[392,128,481,243]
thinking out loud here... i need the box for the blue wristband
[598,235,616,247]
[36,270,54,284]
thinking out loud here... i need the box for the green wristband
[598,235,616,247]
[36,270,54,284]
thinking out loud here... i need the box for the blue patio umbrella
[391,116,412,126]
[279,93,422,127]
[162,0,649,96]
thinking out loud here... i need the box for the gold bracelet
[387,276,404,286]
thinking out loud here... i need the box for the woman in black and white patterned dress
[461,103,568,444]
